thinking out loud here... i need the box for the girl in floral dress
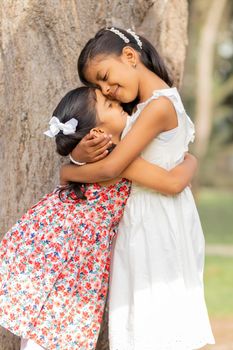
[0,87,196,350]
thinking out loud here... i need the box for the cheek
[124,83,138,102]
[113,117,121,129]
[123,72,138,94]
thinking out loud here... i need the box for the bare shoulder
[137,96,175,128]
[146,96,176,114]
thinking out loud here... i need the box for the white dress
[109,88,215,350]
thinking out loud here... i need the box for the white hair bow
[44,116,78,138]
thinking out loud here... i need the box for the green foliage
[197,189,233,244]
[199,189,233,316]
[182,1,233,188]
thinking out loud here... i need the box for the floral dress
[0,179,130,350]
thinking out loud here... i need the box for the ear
[121,46,138,66]
[90,128,105,138]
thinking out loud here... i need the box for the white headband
[107,27,142,49]
[126,28,142,49]
[107,27,129,44]
[44,116,78,138]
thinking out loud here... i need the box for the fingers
[93,141,113,157]
[75,132,112,163]
[91,150,109,162]
[86,134,112,149]
[82,132,95,141]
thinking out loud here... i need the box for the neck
[102,128,121,144]
[136,63,169,103]
[112,133,121,144]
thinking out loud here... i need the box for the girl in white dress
[61,27,215,349]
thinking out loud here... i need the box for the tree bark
[0,1,188,349]
[139,0,188,88]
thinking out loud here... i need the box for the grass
[196,189,233,316]
[197,189,233,244]
[204,256,233,317]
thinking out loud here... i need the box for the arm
[60,154,197,195]
[121,153,197,195]
[67,97,173,182]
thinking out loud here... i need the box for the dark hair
[78,27,173,113]
[53,86,97,199]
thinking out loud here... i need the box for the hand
[184,152,198,170]
[184,153,198,185]
[71,132,112,163]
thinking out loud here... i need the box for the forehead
[94,89,109,119]
[95,90,121,119]
[95,89,107,109]
[85,54,120,80]
[95,88,114,105]
[95,88,105,102]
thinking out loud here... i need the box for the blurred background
[182,1,233,348]
[0,0,232,349]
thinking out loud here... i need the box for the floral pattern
[0,179,130,350]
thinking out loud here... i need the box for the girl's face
[84,49,139,103]
[95,89,128,137]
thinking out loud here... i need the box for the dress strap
[151,88,195,144]
[137,87,185,116]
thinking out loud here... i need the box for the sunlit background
[181,1,233,348]
[0,1,232,349]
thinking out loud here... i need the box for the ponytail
[52,87,97,200]
[138,35,173,87]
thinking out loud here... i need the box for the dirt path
[206,245,233,257]
[202,318,233,349]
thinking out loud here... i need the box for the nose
[101,83,110,96]
[99,82,110,96]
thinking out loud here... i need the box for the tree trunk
[0,1,188,349]
[194,0,228,159]
[139,0,188,88]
